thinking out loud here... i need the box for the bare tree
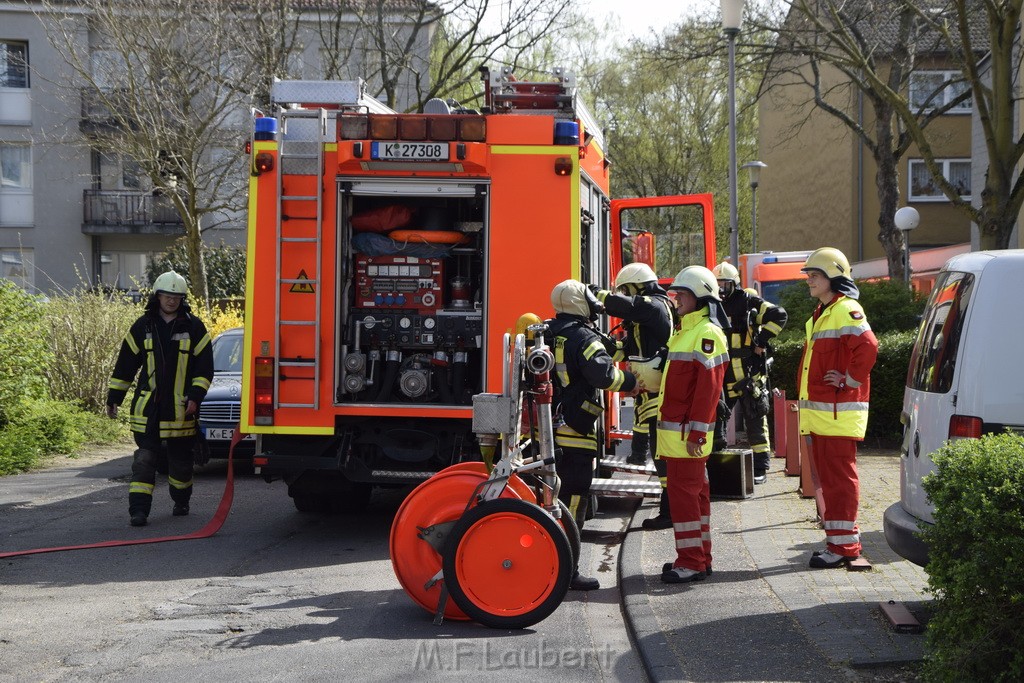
[750,0,976,279]
[314,0,576,112]
[888,0,1022,249]
[38,0,299,303]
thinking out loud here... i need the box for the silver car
[198,327,255,458]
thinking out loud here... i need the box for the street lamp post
[742,160,766,252]
[722,0,745,267]
[894,206,920,286]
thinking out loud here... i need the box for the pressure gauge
[399,316,412,329]
[423,317,436,330]
[362,316,377,330]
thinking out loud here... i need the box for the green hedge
[767,279,922,444]
[768,330,914,443]
[920,433,1024,682]
[0,399,125,475]
[0,280,50,426]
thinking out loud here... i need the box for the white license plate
[371,141,450,161]
[204,428,255,441]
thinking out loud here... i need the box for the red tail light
[254,356,275,425]
[948,415,982,439]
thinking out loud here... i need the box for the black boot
[570,571,600,590]
[627,430,650,466]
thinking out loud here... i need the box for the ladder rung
[282,237,317,243]
[280,360,316,367]
[279,402,316,408]
[282,195,319,201]
[280,320,317,326]
[280,153,320,160]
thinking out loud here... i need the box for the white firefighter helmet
[712,262,741,285]
[551,279,593,318]
[669,266,721,301]
[153,271,188,295]
[629,354,664,392]
[801,247,851,279]
[614,262,658,289]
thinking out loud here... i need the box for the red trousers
[810,435,861,557]
[666,456,711,572]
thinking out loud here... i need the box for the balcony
[82,190,185,236]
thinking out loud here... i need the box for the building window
[908,159,971,202]
[909,70,971,114]
[1,144,32,189]
[0,41,29,88]
[0,248,34,291]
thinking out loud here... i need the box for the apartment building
[0,1,433,295]
[755,11,979,262]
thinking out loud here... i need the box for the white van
[884,250,1024,567]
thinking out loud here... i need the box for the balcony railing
[82,189,185,235]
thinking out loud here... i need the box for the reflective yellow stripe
[192,377,211,391]
[173,338,190,423]
[129,482,154,495]
[167,476,193,490]
[109,378,131,391]
[607,367,626,392]
[193,333,212,355]
[582,339,604,361]
[125,332,140,355]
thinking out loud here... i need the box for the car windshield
[212,331,243,373]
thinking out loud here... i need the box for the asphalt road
[0,452,645,682]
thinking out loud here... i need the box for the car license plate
[371,141,450,161]
[204,428,255,441]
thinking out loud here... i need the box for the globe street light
[894,206,920,286]
[722,0,745,267]
[742,160,766,252]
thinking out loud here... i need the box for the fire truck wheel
[442,498,572,629]
[292,494,328,514]
[556,499,582,569]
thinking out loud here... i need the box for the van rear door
[900,270,976,523]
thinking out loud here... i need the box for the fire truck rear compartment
[337,188,487,407]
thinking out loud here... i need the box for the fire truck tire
[442,498,572,629]
[389,465,530,621]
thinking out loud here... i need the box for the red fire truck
[242,67,716,511]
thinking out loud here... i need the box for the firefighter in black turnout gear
[547,279,638,591]
[711,263,788,482]
[589,263,675,530]
[106,271,214,527]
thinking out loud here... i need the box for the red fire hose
[0,430,241,559]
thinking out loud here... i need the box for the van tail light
[948,415,982,439]
[254,356,275,425]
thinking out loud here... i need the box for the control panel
[350,310,483,349]
[354,255,444,312]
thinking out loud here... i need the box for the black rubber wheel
[443,498,572,629]
[556,499,582,570]
[328,482,373,513]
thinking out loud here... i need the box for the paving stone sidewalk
[620,449,931,682]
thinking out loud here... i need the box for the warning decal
[290,270,315,293]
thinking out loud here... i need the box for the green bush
[43,287,142,412]
[920,433,1024,682]
[768,329,914,443]
[0,399,127,475]
[0,280,51,426]
[147,238,246,299]
[0,422,44,475]
[775,279,925,342]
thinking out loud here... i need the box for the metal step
[589,478,662,498]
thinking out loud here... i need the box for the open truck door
[592,193,717,496]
